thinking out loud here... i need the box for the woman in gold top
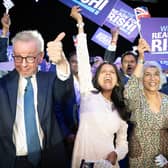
[124,39,168,167]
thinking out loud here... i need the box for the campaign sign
[58,0,117,26]
[104,0,139,42]
[91,27,111,49]
[3,0,14,14]
[158,60,168,70]
[141,18,168,61]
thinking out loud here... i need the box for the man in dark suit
[0,30,72,168]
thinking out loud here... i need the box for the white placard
[3,0,14,14]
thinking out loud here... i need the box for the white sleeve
[76,33,94,94]
[115,120,128,160]
[56,62,70,81]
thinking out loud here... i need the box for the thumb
[54,32,66,42]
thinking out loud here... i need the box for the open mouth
[149,82,157,87]
[127,67,133,73]
[104,77,112,84]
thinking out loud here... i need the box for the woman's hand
[137,38,150,56]
[155,154,168,168]
[106,151,118,165]
[70,6,83,23]
[1,13,11,36]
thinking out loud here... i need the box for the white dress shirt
[13,75,44,156]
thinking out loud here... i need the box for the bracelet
[107,44,116,51]
[76,22,85,28]
[138,59,145,64]
[111,40,117,44]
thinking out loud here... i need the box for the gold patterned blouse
[124,75,168,168]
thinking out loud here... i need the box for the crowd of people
[0,5,168,168]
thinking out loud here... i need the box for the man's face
[13,40,44,77]
[69,54,78,75]
[122,54,137,76]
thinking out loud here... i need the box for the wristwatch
[138,59,145,64]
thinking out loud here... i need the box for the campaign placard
[3,0,14,14]
[58,0,117,26]
[141,18,168,61]
[91,27,111,49]
[104,0,139,42]
[158,60,168,70]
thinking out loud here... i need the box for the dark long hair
[92,62,130,121]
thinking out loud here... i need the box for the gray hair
[143,61,166,89]
[11,30,44,52]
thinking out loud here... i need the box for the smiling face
[143,66,161,92]
[13,40,44,77]
[97,64,118,92]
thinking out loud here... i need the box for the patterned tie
[24,77,41,166]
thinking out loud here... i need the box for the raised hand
[70,6,83,23]
[47,32,66,64]
[137,38,151,55]
[110,27,119,45]
[1,13,11,36]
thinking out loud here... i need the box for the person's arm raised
[47,32,70,80]
[104,27,119,63]
[1,13,11,37]
[70,6,84,34]
[133,38,150,78]
[70,6,94,93]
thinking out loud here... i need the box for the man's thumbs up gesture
[47,32,66,64]
[47,32,70,78]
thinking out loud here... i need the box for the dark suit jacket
[160,77,168,95]
[104,49,116,64]
[55,81,78,138]
[0,37,8,62]
[0,69,72,168]
[47,64,78,138]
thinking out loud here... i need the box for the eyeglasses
[13,55,37,63]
